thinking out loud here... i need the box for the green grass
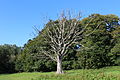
[0,66,120,80]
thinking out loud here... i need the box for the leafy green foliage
[0,44,21,73]
[76,14,119,69]
[15,37,57,72]
[110,27,120,65]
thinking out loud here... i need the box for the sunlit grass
[0,66,120,80]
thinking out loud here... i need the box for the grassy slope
[0,66,120,80]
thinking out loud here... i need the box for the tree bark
[56,55,64,74]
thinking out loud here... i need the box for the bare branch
[76,17,94,36]
[47,28,59,45]
[40,50,57,62]
[85,21,105,36]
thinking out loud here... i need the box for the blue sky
[0,0,120,46]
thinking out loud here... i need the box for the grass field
[0,66,120,80]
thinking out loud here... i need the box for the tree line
[0,13,120,74]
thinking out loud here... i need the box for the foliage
[76,14,119,69]
[0,44,22,73]
[110,27,120,65]
[15,38,57,72]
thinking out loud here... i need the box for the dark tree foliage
[77,31,114,69]
[76,14,120,69]
[15,36,57,72]
[110,27,120,65]
[0,44,22,73]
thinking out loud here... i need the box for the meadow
[0,66,120,80]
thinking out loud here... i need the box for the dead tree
[40,12,97,74]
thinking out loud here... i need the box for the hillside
[0,66,120,80]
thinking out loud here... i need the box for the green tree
[0,44,21,73]
[15,38,57,72]
[77,14,119,69]
[110,26,120,65]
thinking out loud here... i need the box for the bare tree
[39,12,97,74]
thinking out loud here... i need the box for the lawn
[0,66,120,80]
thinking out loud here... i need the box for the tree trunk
[56,55,64,74]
